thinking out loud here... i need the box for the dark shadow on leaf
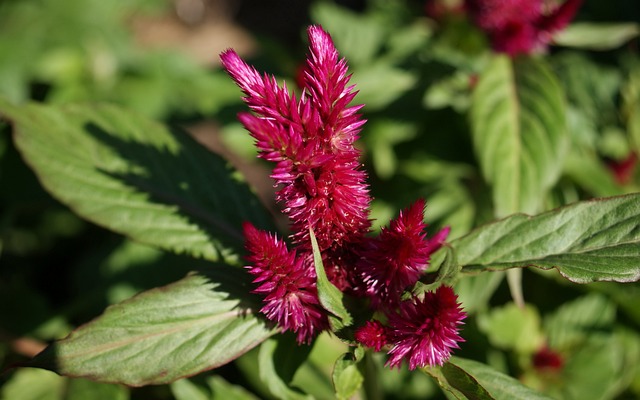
[82,120,275,259]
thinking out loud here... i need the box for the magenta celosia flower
[222,25,466,360]
[386,286,466,369]
[243,223,329,344]
[465,0,583,55]
[355,320,389,352]
[220,26,371,291]
[357,199,450,309]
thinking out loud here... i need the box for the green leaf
[0,369,129,400]
[470,55,568,216]
[451,193,640,283]
[208,375,260,400]
[27,266,276,386]
[477,303,544,354]
[544,293,616,350]
[309,227,353,330]
[0,99,273,263]
[553,23,640,51]
[448,357,553,400]
[171,379,210,400]
[258,339,313,400]
[332,347,365,400]
[425,362,495,400]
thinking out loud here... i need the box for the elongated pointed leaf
[471,55,567,216]
[309,227,353,330]
[447,358,553,400]
[27,266,276,386]
[553,23,640,50]
[452,194,640,283]
[0,99,273,263]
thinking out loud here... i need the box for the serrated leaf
[0,99,273,263]
[471,55,567,216]
[446,358,553,400]
[27,266,276,386]
[451,193,640,283]
[309,227,353,330]
[553,23,640,51]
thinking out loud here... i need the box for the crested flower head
[386,286,466,369]
[465,0,583,55]
[357,199,450,308]
[355,320,389,352]
[243,223,329,344]
[222,25,466,362]
[221,25,371,291]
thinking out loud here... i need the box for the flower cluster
[221,25,465,368]
[465,0,583,55]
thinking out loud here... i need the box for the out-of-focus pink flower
[357,200,450,309]
[425,0,466,22]
[355,320,389,352]
[386,286,466,369]
[465,0,583,55]
[532,346,564,371]
[221,26,371,291]
[243,223,329,344]
[606,152,637,185]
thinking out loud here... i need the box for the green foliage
[1,99,273,264]
[27,267,276,386]
[2,0,640,399]
[451,193,640,283]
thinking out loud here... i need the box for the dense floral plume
[221,26,371,292]
[357,199,450,308]
[243,223,329,344]
[222,25,466,364]
[465,0,583,55]
[385,286,466,369]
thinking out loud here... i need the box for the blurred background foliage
[1,0,639,399]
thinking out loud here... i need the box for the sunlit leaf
[470,55,568,216]
[0,99,273,263]
[553,23,640,51]
[452,193,640,283]
[309,227,353,330]
[28,266,276,386]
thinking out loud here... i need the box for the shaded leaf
[452,193,640,283]
[27,266,276,386]
[0,99,273,263]
[470,55,567,216]
[425,361,495,400]
[258,339,313,400]
[448,357,553,400]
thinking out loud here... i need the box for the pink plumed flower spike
[465,0,583,55]
[386,286,466,369]
[355,320,389,352]
[243,223,329,344]
[221,25,372,291]
[358,199,450,308]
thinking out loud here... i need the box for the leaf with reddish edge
[25,266,277,386]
